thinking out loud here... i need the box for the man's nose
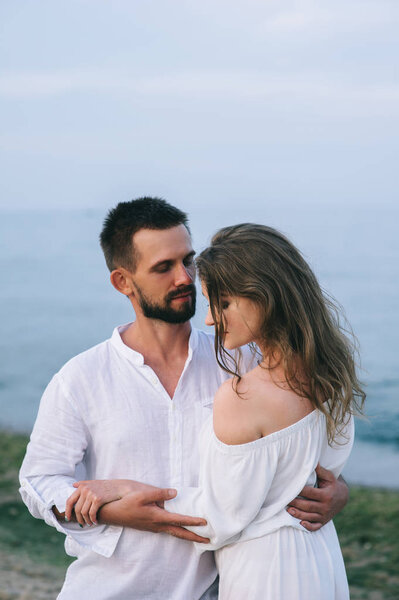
[205,307,214,327]
[174,262,194,287]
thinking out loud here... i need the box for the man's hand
[98,481,210,543]
[286,464,349,531]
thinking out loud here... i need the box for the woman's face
[202,283,262,350]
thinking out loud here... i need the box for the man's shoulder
[192,328,218,361]
[193,327,215,346]
[193,329,255,366]
[57,337,114,381]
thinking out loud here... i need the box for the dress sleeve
[318,414,355,478]
[19,374,122,558]
[165,420,279,552]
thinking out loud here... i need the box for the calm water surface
[1,204,398,486]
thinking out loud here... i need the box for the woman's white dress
[166,409,354,600]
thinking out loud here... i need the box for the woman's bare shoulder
[213,369,314,444]
[212,375,264,445]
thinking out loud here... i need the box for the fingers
[89,501,100,525]
[287,497,323,514]
[78,497,92,526]
[296,465,336,498]
[73,480,90,488]
[287,505,323,523]
[300,520,322,532]
[74,493,101,527]
[66,486,93,527]
[65,489,81,521]
[73,500,99,528]
[160,525,210,543]
[315,463,336,482]
[73,494,86,526]
[294,485,325,501]
[157,509,207,527]
[72,491,97,527]
[139,488,177,505]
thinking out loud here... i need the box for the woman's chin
[223,340,239,351]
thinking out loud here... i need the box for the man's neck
[121,318,192,365]
[121,318,192,399]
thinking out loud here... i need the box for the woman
[68,224,364,599]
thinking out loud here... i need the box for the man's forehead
[133,225,193,264]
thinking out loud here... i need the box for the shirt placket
[168,343,194,488]
[140,364,183,487]
[168,399,183,487]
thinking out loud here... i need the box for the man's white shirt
[20,324,252,600]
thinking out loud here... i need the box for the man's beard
[134,283,196,324]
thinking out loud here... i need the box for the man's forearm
[54,480,209,542]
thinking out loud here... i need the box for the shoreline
[342,438,399,490]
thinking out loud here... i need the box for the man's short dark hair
[100,197,190,272]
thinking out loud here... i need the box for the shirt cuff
[19,478,122,558]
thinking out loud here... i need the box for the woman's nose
[175,263,194,287]
[205,307,214,327]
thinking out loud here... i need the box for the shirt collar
[110,322,198,366]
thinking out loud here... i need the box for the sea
[1,202,398,488]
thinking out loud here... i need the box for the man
[20,197,349,600]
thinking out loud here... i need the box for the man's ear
[110,268,135,297]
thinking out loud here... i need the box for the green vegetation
[0,431,73,569]
[335,486,399,599]
[1,431,398,598]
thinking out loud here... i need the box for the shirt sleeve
[165,421,279,552]
[19,374,122,558]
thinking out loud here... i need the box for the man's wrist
[52,505,66,522]
[97,498,125,527]
[52,505,77,523]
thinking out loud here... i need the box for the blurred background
[0,1,398,597]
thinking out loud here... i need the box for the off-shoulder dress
[166,409,353,600]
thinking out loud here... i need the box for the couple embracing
[20,197,364,599]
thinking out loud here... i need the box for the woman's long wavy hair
[196,223,365,443]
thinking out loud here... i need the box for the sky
[0,0,398,210]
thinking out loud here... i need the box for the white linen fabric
[20,324,249,600]
[166,410,354,599]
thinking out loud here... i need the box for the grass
[335,486,399,599]
[1,430,398,598]
[0,430,73,569]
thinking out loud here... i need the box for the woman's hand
[65,479,138,526]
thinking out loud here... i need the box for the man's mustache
[166,285,196,301]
